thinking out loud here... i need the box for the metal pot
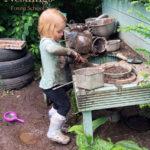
[90,18,116,38]
[67,23,88,32]
[64,28,92,54]
[86,17,116,38]
[75,30,92,54]
[85,14,108,26]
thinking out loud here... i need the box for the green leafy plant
[119,22,150,38]
[0,0,102,63]
[130,0,150,11]
[29,44,40,60]
[119,7,150,39]
[0,25,5,33]
[0,10,40,61]
[69,117,108,149]
[8,12,39,41]
[119,1,150,40]
[69,117,148,150]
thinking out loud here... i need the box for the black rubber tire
[0,48,27,62]
[0,71,34,90]
[0,53,34,79]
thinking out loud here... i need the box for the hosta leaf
[69,124,84,135]
[93,117,108,131]
[115,140,148,150]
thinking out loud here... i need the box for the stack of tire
[0,47,34,90]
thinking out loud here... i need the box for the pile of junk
[64,14,143,87]
[63,15,150,133]
[64,14,120,57]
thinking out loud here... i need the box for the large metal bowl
[86,18,116,38]
[85,17,97,26]
[91,21,116,38]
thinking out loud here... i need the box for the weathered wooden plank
[76,87,150,111]
[78,98,150,111]
[78,100,150,111]
[77,88,150,98]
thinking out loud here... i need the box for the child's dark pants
[43,84,73,117]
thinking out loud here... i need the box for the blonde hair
[38,8,67,38]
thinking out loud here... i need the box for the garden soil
[0,81,150,150]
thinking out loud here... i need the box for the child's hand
[71,51,87,63]
[77,55,87,63]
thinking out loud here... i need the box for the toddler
[38,8,84,144]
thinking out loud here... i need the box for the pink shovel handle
[16,118,24,123]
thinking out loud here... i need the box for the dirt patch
[104,66,128,74]
[104,72,137,84]
[0,81,77,150]
[93,108,150,149]
[0,81,150,150]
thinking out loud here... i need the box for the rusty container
[64,27,92,54]
[74,67,104,90]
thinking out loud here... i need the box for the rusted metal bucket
[74,67,104,90]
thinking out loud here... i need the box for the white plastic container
[74,67,104,90]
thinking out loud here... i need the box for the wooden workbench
[72,62,150,137]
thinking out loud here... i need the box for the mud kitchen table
[72,63,150,137]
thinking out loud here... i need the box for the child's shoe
[48,106,57,118]
[48,108,69,133]
[47,112,70,144]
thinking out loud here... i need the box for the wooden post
[82,111,93,138]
